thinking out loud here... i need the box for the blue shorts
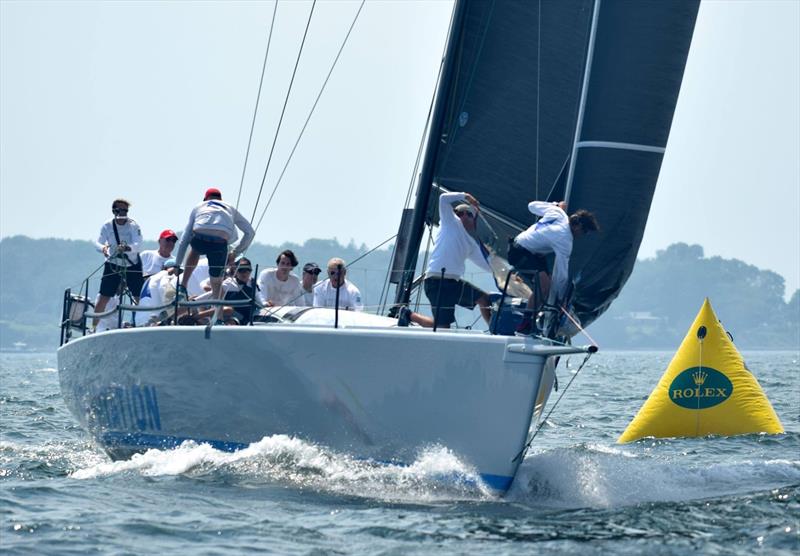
[190,234,228,277]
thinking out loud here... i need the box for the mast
[394,0,468,305]
[563,0,601,205]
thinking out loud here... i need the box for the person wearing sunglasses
[299,262,322,306]
[93,198,144,330]
[191,257,257,325]
[313,258,363,312]
[394,191,493,329]
[140,229,179,279]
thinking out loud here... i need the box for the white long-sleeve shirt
[514,201,573,302]
[95,218,143,267]
[425,192,492,279]
[174,199,255,266]
[313,279,363,311]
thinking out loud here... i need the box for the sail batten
[577,141,666,154]
[397,0,699,327]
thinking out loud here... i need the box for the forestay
[396,0,700,328]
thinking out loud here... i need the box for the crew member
[140,229,178,278]
[173,188,255,324]
[509,200,599,333]
[93,198,143,329]
[398,192,492,329]
[313,258,363,311]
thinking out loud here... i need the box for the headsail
[396,0,699,328]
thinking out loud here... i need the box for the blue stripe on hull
[99,431,514,493]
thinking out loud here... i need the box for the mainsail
[395,0,700,328]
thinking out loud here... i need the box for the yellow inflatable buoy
[618,298,783,443]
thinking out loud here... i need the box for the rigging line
[535,0,541,198]
[72,259,111,292]
[402,1,452,211]
[347,233,396,268]
[559,304,599,348]
[512,351,594,463]
[235,1,279,212]
[250,0,318,224]
[404,79,437,210]
[413,222,435,312]
[253,0,365,234]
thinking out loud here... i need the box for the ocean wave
[69,435,493,503]
[508,443,800,508]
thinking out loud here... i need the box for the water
[2,350,798,554]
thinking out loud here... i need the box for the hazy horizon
[2,1,798,294]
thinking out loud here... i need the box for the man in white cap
[398,191,492,328]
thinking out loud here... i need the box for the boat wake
[509,442,800,508]
[65,435,800,508]
[69,435,494,502]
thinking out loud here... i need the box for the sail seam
[576,141,665,154]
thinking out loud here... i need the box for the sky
[1,0,798,297]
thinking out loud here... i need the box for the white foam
[70,436,491,502]
[508,444,800,508]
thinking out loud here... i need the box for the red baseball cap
[204,187,222,201]
[159,229,178,240]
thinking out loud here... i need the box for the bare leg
[476,294,492,324]
[180,249,200,290]
[93,294,110,328]
[210,275,224,322]
[525,272,552,310]
[410,312,434,328]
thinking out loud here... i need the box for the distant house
[615,311,664,323]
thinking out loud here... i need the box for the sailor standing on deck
[93,198,144,329]
[173,188,255,324]
[397,192,493,329]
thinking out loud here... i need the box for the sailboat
[57,0,699,493]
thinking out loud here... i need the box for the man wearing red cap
[174,188,255,323]
[140,229,179,279]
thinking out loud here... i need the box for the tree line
[0,237,797,350]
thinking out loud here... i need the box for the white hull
[58,316,583,492]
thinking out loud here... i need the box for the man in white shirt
[174,188,255,324]
[93,198,144,329]
[140,229,178,278]
[509,200,599,333]
[313,258,363,311]
[398,192,492,329]
[300,262,321,306]
[257,249,304,307]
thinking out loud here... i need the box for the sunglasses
[236,267,252,273]
[113,208,129,214]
